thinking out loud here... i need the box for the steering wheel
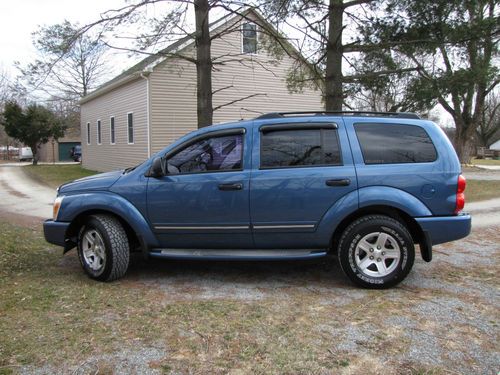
[195,152,212,171]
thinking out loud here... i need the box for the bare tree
[0,69,20,157]
[77,1,283,128]
[478,92,500,147]
[17,21,110,102]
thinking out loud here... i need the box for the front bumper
[43,220,70,247]
[416,214,471,246]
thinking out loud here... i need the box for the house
[80,9,322,172]
[37,125,81,162]
[490,140,500,151]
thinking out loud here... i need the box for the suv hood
[58,170,123,194]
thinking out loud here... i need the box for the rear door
[250,120,357,249]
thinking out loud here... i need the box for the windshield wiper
[123,165,137,174]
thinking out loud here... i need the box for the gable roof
[81,8,312,104]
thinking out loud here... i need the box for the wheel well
[330,205,425,254]
[65,210,141,252]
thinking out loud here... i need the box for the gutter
[140,71,152,158]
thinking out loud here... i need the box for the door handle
[218,183,243,191]
[326,178,351,187]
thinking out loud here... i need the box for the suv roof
[255,111,421,120]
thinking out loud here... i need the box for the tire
[338,215,415,289]
[77,215,130,281]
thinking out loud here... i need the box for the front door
[147,128,253,249]
[250,120,357,249]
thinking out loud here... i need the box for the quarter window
[354,123,437,164]
[260,128,342,168]
[127,113,134,144]
[242,23,257,54]
[167,133,243,174]
[97,120,102,144]
[110,117,115,144]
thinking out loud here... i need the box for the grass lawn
[0,217,499,374]
[466,179,500,202]
[471,157,500,166]
[22,165,98,188]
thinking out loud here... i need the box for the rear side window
[354,123,437,164]
[261,128,341,168]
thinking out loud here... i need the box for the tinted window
[261,128,341,168]
[167,133,243,174]
[355,123,437,164]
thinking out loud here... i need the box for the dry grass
[22,165,98,189]
[471,157,500,166]
[466,179,500,201]
[0,220,498,374]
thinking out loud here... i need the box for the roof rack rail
[255,111,420,120]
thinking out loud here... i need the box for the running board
[149,249,327,261]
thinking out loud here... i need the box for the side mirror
[148,157,166,178]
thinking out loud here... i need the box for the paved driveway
[0,165,54,219]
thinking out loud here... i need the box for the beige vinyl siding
[149,54,198,153]
[80,77,149,172]
[149,16,322,154]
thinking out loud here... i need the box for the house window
[97,120,102,145]
[127,113,134,144]
[110,117,115,144]
[242,23,257,54]
[86,122,91,145]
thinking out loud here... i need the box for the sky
[0,0,126,76]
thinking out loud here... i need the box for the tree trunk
[194,0,213,128]
[453,121,475,164]
[324,0,344,111]
[30,143,38,166]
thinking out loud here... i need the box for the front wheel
[338,215,415,289]
[77,215,130,281]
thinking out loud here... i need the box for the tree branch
[213,93,267,111]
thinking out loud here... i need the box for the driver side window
[167,133,243,174]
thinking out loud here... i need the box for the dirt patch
[0,179,29,199]
[0,210,44,229]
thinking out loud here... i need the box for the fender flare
[316,186,432,245]
[58,192,159,250]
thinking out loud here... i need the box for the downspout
[140,71,152,158]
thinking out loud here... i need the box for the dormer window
[242,23,257,54]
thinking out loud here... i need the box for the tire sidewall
[339,217,414,288]
[77,217,115,281]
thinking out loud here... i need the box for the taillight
[455,174,466,214]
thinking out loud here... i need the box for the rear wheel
[77,215,129,281]
[338,215,415,288]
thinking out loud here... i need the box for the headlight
[53,196,64,221]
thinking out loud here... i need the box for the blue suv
[43,112,471,288]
